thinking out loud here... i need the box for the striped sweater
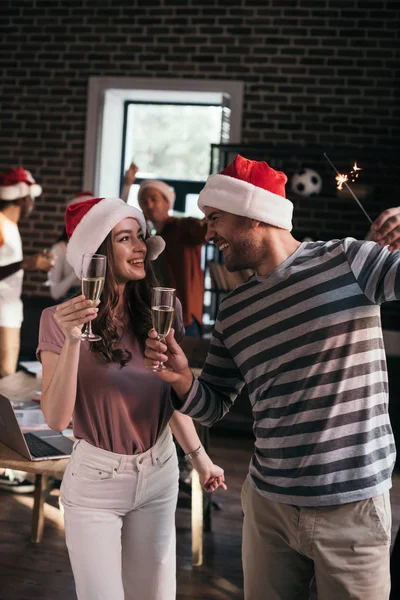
[177,238,399,506]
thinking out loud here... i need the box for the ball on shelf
[290,168,322,197]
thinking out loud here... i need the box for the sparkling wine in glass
[149,287,176,372]
[80,253,107,342]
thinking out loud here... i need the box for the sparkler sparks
[335,173,348,191]
[350,161,362,183]
[323,153,372,224]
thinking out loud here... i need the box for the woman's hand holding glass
[54,295,100,342]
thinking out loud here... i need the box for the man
[122,164,207,337]
[0,166,53,378]
[145,155,399,600]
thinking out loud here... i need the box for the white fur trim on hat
[198,174,293,231]
[138,180,175,209]
[0,182,42,201]
[66,197,165,277]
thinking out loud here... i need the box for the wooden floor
[0,432,399,600]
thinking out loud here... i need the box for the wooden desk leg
[31,474,48,544]
[191,469,203,567]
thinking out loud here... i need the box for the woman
[37,197,226,600]
[48,192,94,301]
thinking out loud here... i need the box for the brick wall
[1,0,399,294]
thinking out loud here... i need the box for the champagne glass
[80,253,107,342]
[149,287,176,372]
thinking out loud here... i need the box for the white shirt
[0,214,24,328]
[49,240,80,300]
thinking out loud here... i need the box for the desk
[0,371,69,543]
[0,370,208,566]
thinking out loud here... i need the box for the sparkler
[323,153,372,225]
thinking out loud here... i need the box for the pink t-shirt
[36,302,185,455]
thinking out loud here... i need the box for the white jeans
[61,427,179,600]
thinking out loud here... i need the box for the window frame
[83,77,244,195]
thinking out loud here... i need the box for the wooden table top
[0,370,69,477]
[0,368,203,476]
[0,370,40,404]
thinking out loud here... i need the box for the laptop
[0,394,73,461]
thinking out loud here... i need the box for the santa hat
[65,197,166,277]
[66,191,94,206]
[0,167,42,201]
[197,155,293,231]
[138,180,175,210]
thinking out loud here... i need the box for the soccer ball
[290,168,322,197]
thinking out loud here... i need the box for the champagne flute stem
[86,320,94,338]
[158,335,167,370]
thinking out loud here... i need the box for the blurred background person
[48,192,94,302]
[122,163,207,338]
[0,166,53,494]
[0,166,53,378]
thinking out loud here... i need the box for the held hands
[198,462,227,493]
[370,207,400,251]
[189,452,227,492]
[54,295,99,341]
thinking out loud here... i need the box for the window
[83,78,243,216]
[121,100,228,212]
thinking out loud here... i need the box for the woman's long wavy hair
[89,232,158,367]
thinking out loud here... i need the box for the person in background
[122,163,207,338]
[48,192,94,302]
[145,155,400,600]
[0,167,53,378]
[0,166,53,494]
[37,196,226,600]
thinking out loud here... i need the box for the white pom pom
[146,236,165,260]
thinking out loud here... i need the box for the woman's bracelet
[184,444,203,461]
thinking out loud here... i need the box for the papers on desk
[19,361,42,378]
[14,408,49,431]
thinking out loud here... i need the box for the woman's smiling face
[111,217,147,283]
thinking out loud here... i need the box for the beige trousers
[0,326,20,378]
[241,478,391,600]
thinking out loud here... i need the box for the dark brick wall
[1,0,399,294]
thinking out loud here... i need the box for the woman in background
[49,192,94,301]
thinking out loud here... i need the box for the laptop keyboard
[24,433,61,458]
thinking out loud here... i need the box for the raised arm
[120,162,138,203]
[343,238,400,304]
[40,296,99,431]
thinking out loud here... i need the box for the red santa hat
[66,190,95,206]
[197,155,293,231]
[138,180,175,210]
[0,167,42,201]
[65,197,165,277]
